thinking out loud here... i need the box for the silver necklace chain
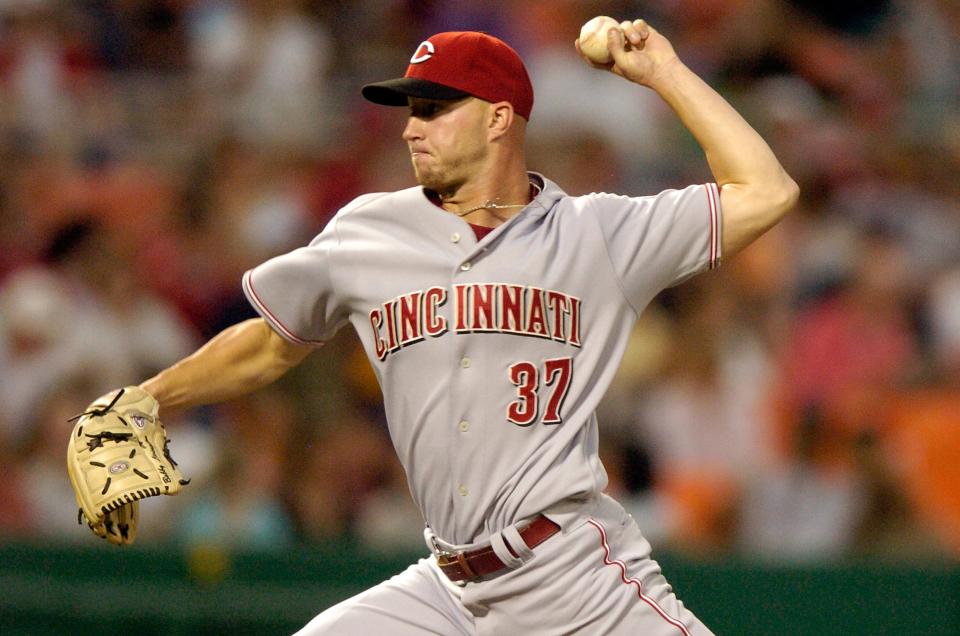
[453,201,527,217]
[449,184,543,218]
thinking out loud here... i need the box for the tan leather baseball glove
[66,386,189,545]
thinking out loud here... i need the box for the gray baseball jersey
[243,173,721,548]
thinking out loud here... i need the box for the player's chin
[411,165,444,191]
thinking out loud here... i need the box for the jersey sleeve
[242,221,348,346]
[590,183,721,311]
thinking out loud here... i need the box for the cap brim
[361,78,471,107]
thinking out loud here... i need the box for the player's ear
[487,102,515,141]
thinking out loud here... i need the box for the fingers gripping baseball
[576,18,680,87]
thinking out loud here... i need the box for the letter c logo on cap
[410,40,434,64]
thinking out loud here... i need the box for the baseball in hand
[578,16,620,64]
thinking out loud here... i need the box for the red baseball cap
[362,31,534,120]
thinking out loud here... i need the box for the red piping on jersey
[705,183,720,270]
[243,271,326,346]
[586,519,693,636]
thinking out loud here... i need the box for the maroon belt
[434,515,561,583]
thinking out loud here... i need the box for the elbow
[718,174,800,257]
[757,172,800,229]
[777,174,801,217]
[723,172,799,226]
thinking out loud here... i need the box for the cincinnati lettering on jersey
[369,284,581,361]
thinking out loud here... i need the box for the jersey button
[460,357,471,368]
[459,420,470,432]
[458,485,469,497]
[460,262,471,271]
[450,232,461,243]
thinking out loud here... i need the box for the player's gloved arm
[583,20,799,259]
[139,317,313,415]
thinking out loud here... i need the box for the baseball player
[116,20,796,635]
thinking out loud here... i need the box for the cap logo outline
[410,40,435,64]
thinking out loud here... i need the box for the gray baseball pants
[294,494,714,635]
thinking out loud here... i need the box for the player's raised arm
[577,18,799,259]
[139,317,313,415]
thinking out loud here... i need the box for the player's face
[403,96,490,195]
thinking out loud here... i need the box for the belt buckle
[435,549,456,566]
[430,536,478,584]
[430,535,456,564]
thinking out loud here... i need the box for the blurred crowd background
[0,0,958,565]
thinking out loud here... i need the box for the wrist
[643,56,687,91]
[139,377,176,414]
